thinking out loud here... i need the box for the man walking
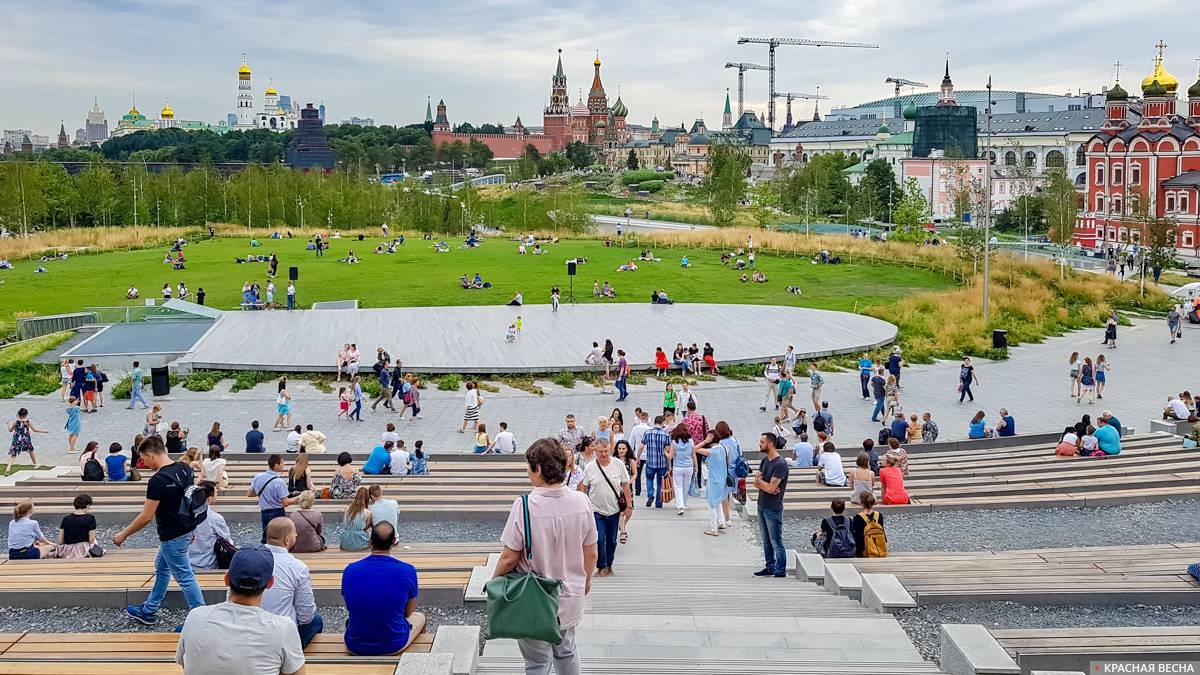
[248,455,297,543]
[858,352,873,400]
[639,416,670,508]
[127,360,149,409]
[372,363,393,411]
[808,363,825,410]
[614,349,629,402]
[627,409,649,496]
[886,348,904,389]
[753,432,789,577]
[761,357,782,411]
[870,368,887,423]
[114,436,206,625]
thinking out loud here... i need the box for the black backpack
[169,465,209,531]
[82,454,104,482]
[812,413,827,433]
[877,427,892,446]
[823,516,856,558]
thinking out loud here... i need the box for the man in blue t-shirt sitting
[342,522,425,655]
[1093,416,1121,455]
[996,408,1016,437]
[363,441,393,475]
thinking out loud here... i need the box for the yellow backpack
[862,511,888,558]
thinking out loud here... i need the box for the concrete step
[476,656,947,674]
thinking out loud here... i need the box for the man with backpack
[249,455,298,544]
[114,435,208,625]
[814,402,834,438]
[813,498,856,558]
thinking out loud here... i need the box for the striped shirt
[640,427,670,469]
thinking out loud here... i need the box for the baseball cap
[228,544,274,593]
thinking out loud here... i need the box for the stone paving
[7,318,1194,466]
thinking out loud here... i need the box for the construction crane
[724,62,770,117]
[884,76,928,98]
[773,90,828,129]
[737,36,879,130]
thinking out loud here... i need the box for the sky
[3,0,1198,136]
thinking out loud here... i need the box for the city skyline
[3,0,1196,137]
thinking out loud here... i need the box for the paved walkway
[8,318,1192,466]
[476,507,943,674]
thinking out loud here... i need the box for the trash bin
[151,366,171,396]
[992,329,1008,350]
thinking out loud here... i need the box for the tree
[1043,168,1081,278]
[890,178,929,242]
[465,139,493,169]
[74,160,119,227]
[861,159,899,223]
[705,144,751,228]
[37,160,78,228]
[564,141,593,170]
[626,149,639,170]
[1130,187,1177,284]
[995,194,1046,233]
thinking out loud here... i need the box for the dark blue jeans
[615,377,627,400]
[594,512,620,570]
[644,465,668,507]
[860,373,870,398]
[758,507,786,575]
[297,613,324,648]
[959,380,973,402]
[871,395,886,422]
[260,507,286,543]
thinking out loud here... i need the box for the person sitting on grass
[176,544,306,675]
[652,290,674,305]
[601,281,616,298]
[506,291,523,306]
[752,271,767,283]
[617,260,639,272]
[680,255,690,268]
[740,273,749,283]
[342,522,426,656]
[125,285,138,299]
[8,500,55,560]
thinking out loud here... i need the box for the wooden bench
[991,626,1200,673]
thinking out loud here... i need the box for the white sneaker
[677,509,685,515]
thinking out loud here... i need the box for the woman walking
[716,421,744,526]
[1068,352,1080,397]
[64,397,82,454]
[492,438,596,674]
[1103,314,1118,348]
[613,439,638,544]
[1077,356,1096,405]
[1095,354,1110,399]
[407,376,422,419]
[350,376,363,422]
[667,425,695,515]
[958,357,978,403]
[662,383,677,417]
[459,381,482,433]
[58,360,71,402]
[7,408,47,476]
[884,375,901,419]
[273,378,293,431]
[578,439,631,576]
[144,404,163,438]
[694,427,731,537]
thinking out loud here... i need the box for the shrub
[638,180,665,193]
[436,374,462,391]
[181,370,224,392]
[621,170,674,185]
[551,371,576,388]
[496,375,543,395]
[231,370,278,393]
[721,363,762,381]
[478,381,500,393]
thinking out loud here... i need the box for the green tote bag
[484,494,564,645]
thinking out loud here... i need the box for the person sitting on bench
[1165,395,1190,420]
[342,522,426,656]
[507,291,523,306]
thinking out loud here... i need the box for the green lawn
[0,235,953,323]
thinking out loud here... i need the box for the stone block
[395,653,453,675]
[939,624,1020,675]
[465,553,499,603]
[823,562,862,599]
[795,552,826,583]
[431,625,481,675]
[1029,671,1085,675]
[861,573,916,613]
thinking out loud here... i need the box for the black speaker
[567,261,577,276]
[289,266,299,281]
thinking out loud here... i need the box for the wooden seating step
[991,626,1200,674]
[0,631,431,661]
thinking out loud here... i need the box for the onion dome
[594,54,602,67]
[1106,82,1129,101]
[160,102,175,119]
[127,105,141,117]
[265,86,278,96]
[238,60,252,78]
[1142,58,1178,96]
[595,119,608,128]
[902,101,918,120]
[611,95,628,117]
[1144,79,1168,97]
[1189,78,1200,98]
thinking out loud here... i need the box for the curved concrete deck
[177,303,896,374]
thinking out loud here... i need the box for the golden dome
[594,53,601,66]
[127,105,141,117]
[239,62,252,76]
[265,86,278,96]
[160,102,175,119]
[1141,48,1178,96]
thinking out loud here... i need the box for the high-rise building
[2,130,31,149]
[287,103,336,170]
[318,103,325,122]
[85,99,108,142]
[342,116,375,127]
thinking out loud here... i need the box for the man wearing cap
[342,522,425,656]
[176,544,306,675]
[263,517,323,648]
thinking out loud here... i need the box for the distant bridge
[448,174,506,189]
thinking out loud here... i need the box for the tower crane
[884,77,928,98]
[737,36,879,130]
[772,90,828,129]
[724,62,770,117]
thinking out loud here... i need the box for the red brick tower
[543,49,570,152]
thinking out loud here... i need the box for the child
[337,387,349,419]
[515,316,523,335]
[474,423,491,454]
[663,383,677,416]
[505,324,517,343]
[8,500,55,559]
[1080,425,1100,456]
[410,441,428,475]
[654,348,669,377]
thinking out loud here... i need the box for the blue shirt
[363,445,391,475]
[890,419,909,441]
[641,427,669,469]
[250,470,287,510]
[1106,416,1123,437]
[671,440,694,468]
[998,415,1016,437]
[968,420,987,439]
[379,369,390,388]
[245,429,265,453]
[1094,424,1121,455]
[342,554,419,656]
[858,358,873,376]
[131,367,143,389]
[105,454,127,481]
[886,355,902,374]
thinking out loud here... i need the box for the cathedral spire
[425,96,432,124]
[555,48,564,78]
[937,57,957,106]
[722,88,733,129]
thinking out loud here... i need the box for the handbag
[129,466,142,482]
[484,495,563,644]
[661,471,675,503]
[214,537,238,569]
[598,461,628,512]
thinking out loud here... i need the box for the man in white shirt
[493,422,517,454]
[299,425,326,454]
[626,409,650,496]
[761,358,782,411]
[1164,396,1190,420]
[187,482,230,570]
[176,543,307,675]
[676,383,696,417]
[264,517,324,648]
[285,425,302,454]
[381,423,400,446]
[389,442,410,476]
[816,442,846,487]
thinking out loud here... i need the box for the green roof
[878,131,913,146]
[842,161,869,174]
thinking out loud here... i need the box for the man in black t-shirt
[752,432,790,578]
[114,436,206,625]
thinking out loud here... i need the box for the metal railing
[16,312,98,340]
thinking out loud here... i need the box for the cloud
[0,0,1193,136]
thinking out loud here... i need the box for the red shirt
[682,413,708,442]
[879,465,910,505]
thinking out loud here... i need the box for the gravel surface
[0,519,503,550]
[786,499,1200,552]
[0,603,486,634]
[895,602,1200,662]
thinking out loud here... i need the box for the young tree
[861,159,900,222]
[564,141,593,170]
[626,149,639,170]
[1043,168,1081,278]
[705,143,751,228]
[1130,188,1177,284]
[890,178,929,242]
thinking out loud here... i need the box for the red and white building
[1075,44,1200,251]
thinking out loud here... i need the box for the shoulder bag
[598,461,628,512]
[484,495,563,644]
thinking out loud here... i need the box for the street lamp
[982,77,994,324]
[297,197,304,230]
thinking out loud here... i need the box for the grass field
[0,234,953,326]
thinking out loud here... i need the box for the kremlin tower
[543,49,571,150]
[236,55,254,128]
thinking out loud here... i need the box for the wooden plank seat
[0,665,397,674]
[0,631,432,662]
[990,626,1200,673]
